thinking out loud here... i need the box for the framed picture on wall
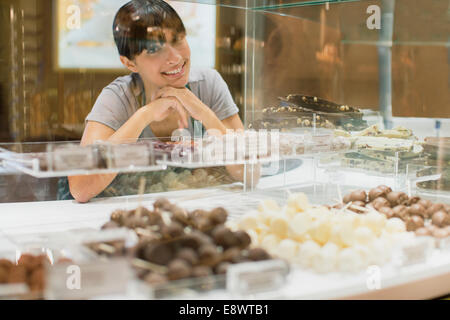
[55,0,216,71]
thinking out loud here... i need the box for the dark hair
[113,0,186,60]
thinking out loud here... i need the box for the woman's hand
[155,87,208,120]
[144,96,189,128]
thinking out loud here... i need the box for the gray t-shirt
[86,68,239,137]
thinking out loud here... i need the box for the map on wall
[56,0,216,70]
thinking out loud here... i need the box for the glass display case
[0,0,449,300]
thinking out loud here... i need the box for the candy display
[101,199,271,285]
[338,186,450,239]
[232,192,410,273]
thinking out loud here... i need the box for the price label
[52,146,96,171]
[45,258,130,299]
[110,144,149,168]
[226,259,289,296]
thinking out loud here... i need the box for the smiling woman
[67,0,252,203]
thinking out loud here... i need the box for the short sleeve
[207,70,239,120]
[85,88,129,131]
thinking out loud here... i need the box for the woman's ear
[120,56,139,73]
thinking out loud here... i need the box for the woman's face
[133,29,191,90]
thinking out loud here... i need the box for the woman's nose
[166,45,182,65]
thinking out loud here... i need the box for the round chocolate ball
[387,192,408,207]
[408,204,426,218]
[349,201,366,214]
[110,209,128,225]
[407,196,421,206]
[0,259,13,270]
[222,247,242,263]
[431,210,450,227]
[191,266,213,278]
[343,194,351,204]
[378,207,394,219]
[209,207,228,225]
[167,259,192,280]
[248,248,270,261]
[235,231,251,249]
[369,187,385,202]
[214,262,230,275]
[349,190,367,203]
[415,227,432,237]
[162,222,184,239]
[417,199,432,209]
[176,248,199,266]
[426,203,444,218]
[406,216,424,232]
[377,185,392,194]
[392,205,408,220]
[198,244,218,262]
[153,198,172,211]
[143,243,174,265]
[371,197,391,210]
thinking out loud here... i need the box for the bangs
[113,0,186,59]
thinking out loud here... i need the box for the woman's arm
[69,97,187,203]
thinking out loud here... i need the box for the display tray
[406,164,450,202]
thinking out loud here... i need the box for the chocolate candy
[143,243,174,265]
[393,205,408,220]
[349,190,367,203]
[417,199,432,209]
[415,227,432,237]
[153,198,173,211]
[167,259,192,280]
[222,247,242,263]
[161,222,184,239]
[377,185,392,194]
[343,194,351,204]
[191,266,213,278]
[349,201,366,214]
[431,211,450,227]
[427,203,445,218]
[8,265,27,283]
[378,207,394,219]
[110,209,128,224]
[248,248,270,261]
[198,244,218,262]
[408,204,426,218]
[369,187,385,202]
[371,197,391,210]
[235,230,251,249]
[406,216,424,231]
[209,207,228,225]
[176,248,199,266]
[215,262,230,274]
[407,196,421,206]
[386,192,408,207]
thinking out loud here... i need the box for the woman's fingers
[168,97,188,128]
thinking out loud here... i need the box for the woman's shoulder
[102,73,143,97]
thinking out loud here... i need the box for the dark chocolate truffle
[427,203,445,218]
[369,188,385,202]
[378,207,394,219]
[167,259,192,280]
[377,185,392,194]
[408,204,426,217]
[417,199,432,209]
[198,245,218,262]
[349,190,367,203]
[392,205,408,220]
[349,201,366,214]
[191,266,213,278]
[371,197,391,210]
[406,216,424,231]
[153,198,172,211]
[387,192,408,207]
[222,247,242,263]
[176,248,199,266]
[214,262,230,274]
[209,207,228,225]
[431,210,450,227]
[343,194,351,204]
[407,196,421,206]
[162,222,184,239]
[235,231,251,249]
[143,243,174,265]
[248,248,270,261]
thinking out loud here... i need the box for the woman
[68,0,252,203]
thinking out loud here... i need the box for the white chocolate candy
[338,247,363,272]
[297,240,321,268]
[354,226,375,245]
[238,212,259,230]
[276,239,298,260]
[313,242,339,273]
[385,218,406,233]
[290,213,313,236]
[258,199,280,213]
[270,215,289,238]
[260,234,281,252]
[287,193,309,212]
